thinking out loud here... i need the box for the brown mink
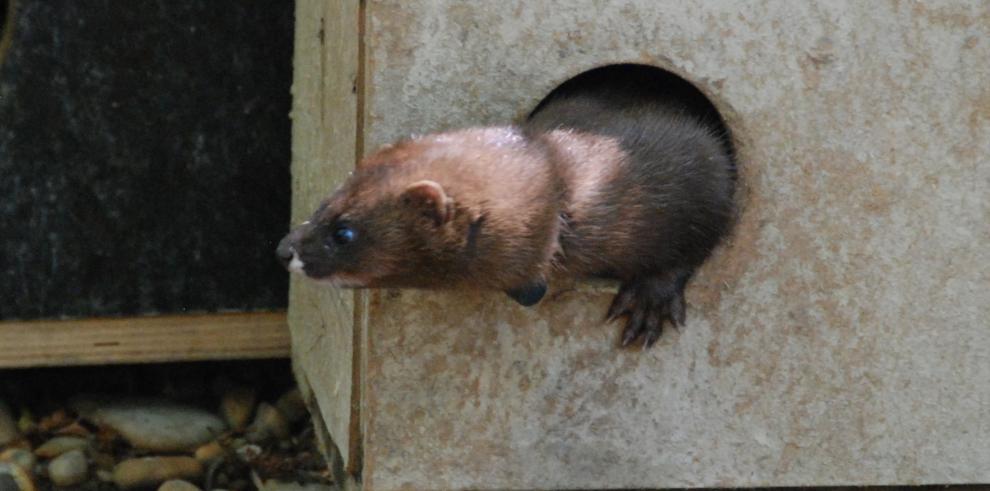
[276,72,736,348]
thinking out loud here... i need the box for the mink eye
[331,224,356,245]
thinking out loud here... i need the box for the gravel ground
[0,360,332,491]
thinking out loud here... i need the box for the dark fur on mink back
[525,77,736,283]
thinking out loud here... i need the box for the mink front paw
[606,272,691,348]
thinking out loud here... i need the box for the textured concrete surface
[292,1,990,489]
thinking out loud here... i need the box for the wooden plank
[287,0,361,477]
[0,312,289,368]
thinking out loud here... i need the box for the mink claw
[643,332,659,349]
[642,309,663,347]
[611,272,692,349]
[621,323,641,347]
[606,286,635,321]
[669,295,686,327]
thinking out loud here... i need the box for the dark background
[0,1,294,320]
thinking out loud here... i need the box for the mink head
[276,127,558,293]
[275,163,468,289]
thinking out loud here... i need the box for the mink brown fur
[277,70,736,348]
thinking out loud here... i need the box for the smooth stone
[0,402,18,446]
[219,387,256,430]
[157,479,202,491]
[0,449,35,472]
[74,397,226,452]
[234,444,262,463]
[274,389,307,424]
[245,403,289,443]
[36,410,71,433]
[15,412,35,436]
[34,437,89,458]
[47,449,87,488]
[193,441,224,463]
[0,463,35,491]
[53,422,90,438]
[113,457,203,490]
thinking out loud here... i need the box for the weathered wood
[0,312,289,368]
[287,0,362,478]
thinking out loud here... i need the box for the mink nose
[275,236,295,268]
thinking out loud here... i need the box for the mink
[276,76,735,348]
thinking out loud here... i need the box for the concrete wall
[290,1,990,489]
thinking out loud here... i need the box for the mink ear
[402,180,454,225]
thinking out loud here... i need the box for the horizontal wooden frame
[0,311,289,368]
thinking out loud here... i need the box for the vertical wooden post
[287,0,363,483]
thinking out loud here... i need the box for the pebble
[0,462,35,491]
[54,421,90,438]
[245,403,290,443]
[15,412,35,436]
[157,479,202,491]
[193,441,224,463]
[36,410,70,433]
[95,470,114,482]
[0,449,35,472]
[47,449,88,488]
[74,397,226,452]
[113,457,203,490]
[234,444,262,463]
[0,401,18,446]
[274,388,308,424]
[34,437,89,458]
[220,387,256,430]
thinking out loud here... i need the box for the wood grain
[0,311,289,368]
[287,0,361,478]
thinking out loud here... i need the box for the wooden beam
[0,311,290,368]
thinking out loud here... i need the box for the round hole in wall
[528,63,736,168]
